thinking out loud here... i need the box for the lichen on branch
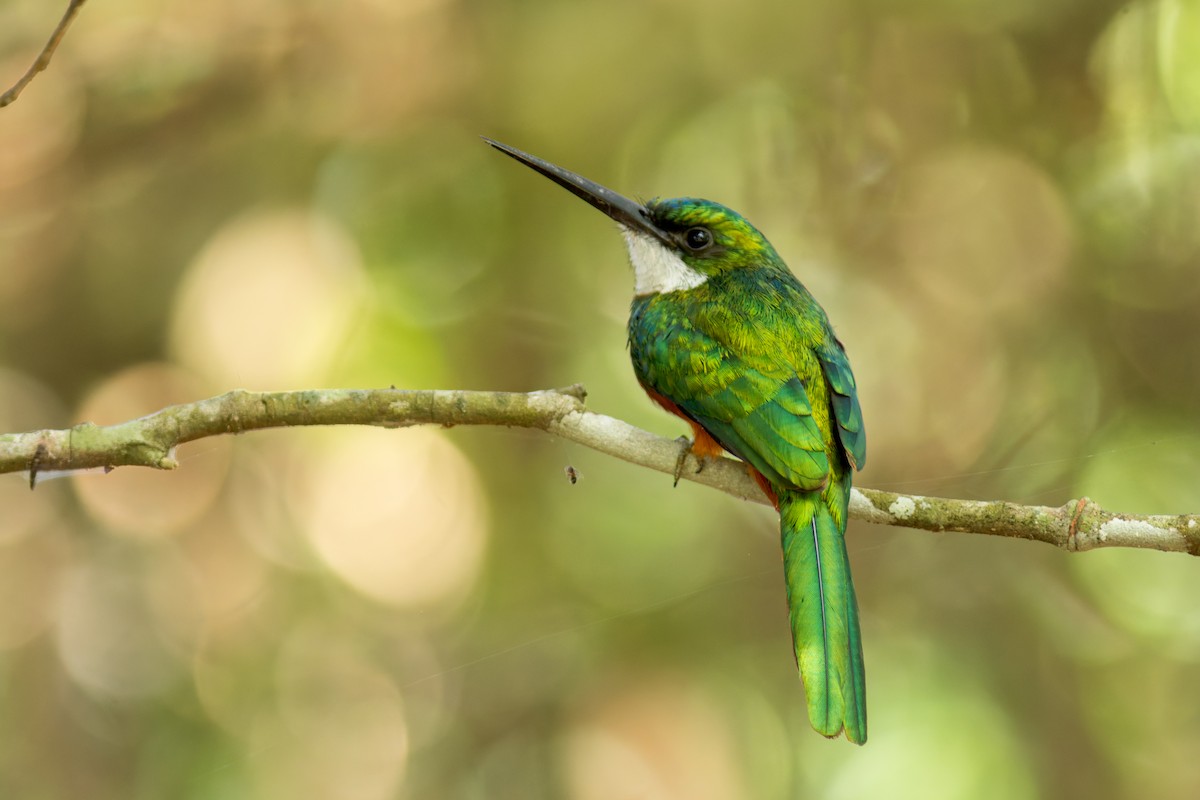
[1,385,1197,556]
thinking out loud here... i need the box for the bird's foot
[672,436,714,487]
[673,436,692,487]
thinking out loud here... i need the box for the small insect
[564,465,579,485]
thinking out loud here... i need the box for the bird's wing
[635,323,831,492]
[817,338,866,471]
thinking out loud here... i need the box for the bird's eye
[684,227,712,251]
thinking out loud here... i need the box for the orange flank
[641,381,779,507]
[640,384,727,459]
[750,468,779,509]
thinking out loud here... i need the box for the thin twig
[1,0,88,109]
[1,385,1198,556]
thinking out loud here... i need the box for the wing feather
[818,339,866,470]
[631,305,831,491]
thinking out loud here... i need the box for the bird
[485,137,868,744]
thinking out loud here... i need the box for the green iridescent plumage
[627,198,867,744]
[485,140,868,744]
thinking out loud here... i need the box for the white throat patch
[621,228,708,295]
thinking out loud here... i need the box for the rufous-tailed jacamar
[486,138,868,744]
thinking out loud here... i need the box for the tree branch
[2,385,1197,556]
[1,0,88,109]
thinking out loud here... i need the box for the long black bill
[482,137,671,246]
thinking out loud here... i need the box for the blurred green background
[3,0,1200,797]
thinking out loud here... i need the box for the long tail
[777,481,867,744]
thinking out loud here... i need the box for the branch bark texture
[2,386,1197,556]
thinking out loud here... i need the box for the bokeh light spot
[291,428,487,609]
[55,562,181,700]
[249,622,409,800]
[563,674,746,800]
[170,209,367,388]
[894,146,1073,311]
[1159,0,1200,127]
[72,362,231,539]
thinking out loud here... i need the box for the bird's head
[485,138,785,296]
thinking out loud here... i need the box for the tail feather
[778,484,866,744]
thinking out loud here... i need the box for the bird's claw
[672,436,709,487]
[673,436,691,487]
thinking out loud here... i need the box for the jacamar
[486,138,868,744]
